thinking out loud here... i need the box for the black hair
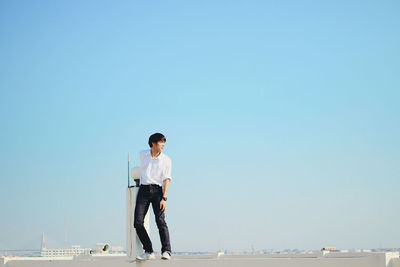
[148,133,166,147]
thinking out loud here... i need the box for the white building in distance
[40,246,91,257]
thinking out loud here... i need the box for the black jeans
[134,184,171,254]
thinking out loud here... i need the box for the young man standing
[134,133,172,261]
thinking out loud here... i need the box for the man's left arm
[163,178,171,198]
[160,178,171,212]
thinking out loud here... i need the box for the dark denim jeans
[134,184,171,254]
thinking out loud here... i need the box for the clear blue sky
[0,0,399,252]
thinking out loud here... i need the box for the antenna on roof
[64,216,68,249]
[128,153,130,188]
[41,232,46,252]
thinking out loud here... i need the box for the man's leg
[134,187,153,253]
[151,191,171,254]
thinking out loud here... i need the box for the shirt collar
[147,149,162,160]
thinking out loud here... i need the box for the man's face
[152,141,165,152]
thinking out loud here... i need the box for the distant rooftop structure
[40,245,91,257]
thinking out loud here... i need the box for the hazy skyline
[1,0,399,252]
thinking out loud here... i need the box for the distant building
[41,245,91,257]
[321,247,338,252]
[110,246,125,254]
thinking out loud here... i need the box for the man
[134,133,172,261]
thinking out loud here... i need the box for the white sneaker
[136,252,155,261]
[161,251,171,260]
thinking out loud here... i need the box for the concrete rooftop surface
[1,251,399,267]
